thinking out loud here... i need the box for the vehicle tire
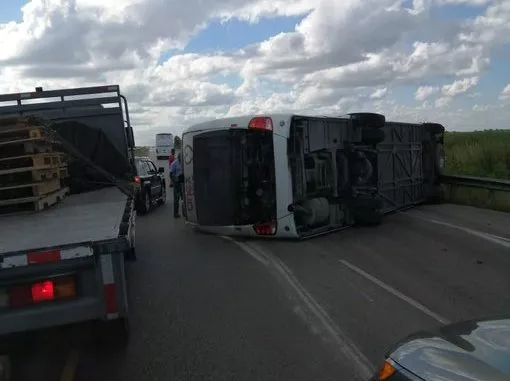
[139,191,151,214]
[423,122,445,135]
[354,208,383,226]
[0,355,11,381]
[157,184,166,205]
[352,196,383,226]
[349,113,386,129]
[125,247,137,261]
[361,128,385,145]
[425,186,443,204]
[98,318,130,349]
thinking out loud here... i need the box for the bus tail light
[253,221,277,236]
[248,117,273,131]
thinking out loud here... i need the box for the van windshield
[192,128,276,226]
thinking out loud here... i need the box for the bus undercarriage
[288,113,444,238]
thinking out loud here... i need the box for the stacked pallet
[0,116,69,214]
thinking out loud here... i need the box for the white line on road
[405,212,510,249]
[223,237,374,379]
[338,259,451,325]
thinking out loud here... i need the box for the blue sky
[0,0,26,22]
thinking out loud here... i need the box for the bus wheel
[423,122,445,135]
[354,208,382,226]
[425,186,443,205]
[348,112,386,129]
[361,128,385,145]
[352,196,383,226]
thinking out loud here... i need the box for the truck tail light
[248,117,273,131]
[32,281,54,303]
[253,221,277,236]
[8,277,76,308]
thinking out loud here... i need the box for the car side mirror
[158,167,165,173]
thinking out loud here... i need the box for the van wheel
[349,113,386,129]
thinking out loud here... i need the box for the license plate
[0,288,8,308]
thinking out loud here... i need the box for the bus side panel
[182,132,198,223]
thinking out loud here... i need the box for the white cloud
[370,87,388,99]
[0,0,509,145]
[435,97,452,108]
[499,84,510,101]
[415,86,439,101]
[441,76,479,97]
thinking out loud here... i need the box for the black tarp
[52,121,133,194]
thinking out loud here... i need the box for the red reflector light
[248,117,273,131]
[32,280,55,303]
[104,284,117,314]
[27,250,61,264]
[253,221,277,236]
[134,176,141,183]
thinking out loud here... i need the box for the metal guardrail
[441,174,510,192]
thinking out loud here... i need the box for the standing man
[168,148,176,187]
[169,153,183,218]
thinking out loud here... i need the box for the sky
[0,0,509,146]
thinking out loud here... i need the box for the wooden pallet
[0,178,62,200]
[0,165,67,187]
[0,141,56,159]
[0,187,69,214]
[0,152,66,172]
[0,116,33,127]
[0,125,46,142]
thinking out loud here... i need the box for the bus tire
[349,113,385,129]
[423,122,445,135]
[361,128,385,145]
[355,208,382,226]
[426,186,443,204]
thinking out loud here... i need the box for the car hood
[388,315,510,381]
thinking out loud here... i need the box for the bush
[444,129,510,180]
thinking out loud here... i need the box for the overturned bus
[181,113,445,239]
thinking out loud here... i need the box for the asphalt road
[8,200,510,381]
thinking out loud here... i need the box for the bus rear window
[192,128,276,226]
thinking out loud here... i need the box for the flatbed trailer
[0,85,136,341]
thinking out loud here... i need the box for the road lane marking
[220,236,270,266]
[59,349,81,381]
[223,237,374,379]
[404,212,510,249]
[338,259,451,325]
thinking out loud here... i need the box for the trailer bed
[0,187,127,254]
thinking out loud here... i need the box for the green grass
[444,129,510,180]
